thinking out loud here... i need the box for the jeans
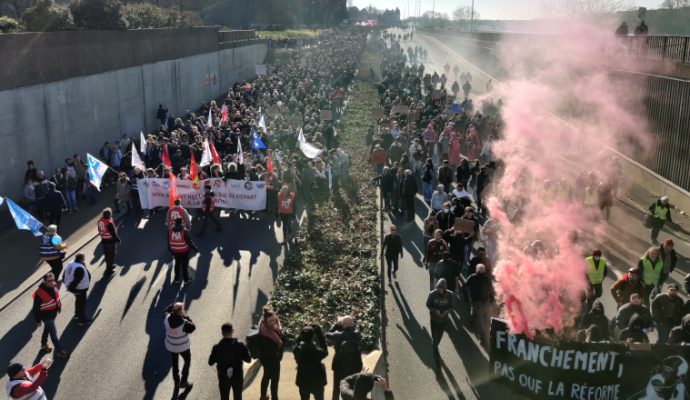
[422,181,434,203]
[430,318,447,350]
[41,318,62,352]
[218,374,243,400]
[260,357,281,400]
[66,190,77,210]
[385,255,399,281]
[171,349,191,383]
[280,213,294,241]
[73,288,88,322]
[374,164,384,176]
[173,252,190,281]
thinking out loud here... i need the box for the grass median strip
[270,81,382,349]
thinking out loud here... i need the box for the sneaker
[78,319,93,326]
[41,344,53,352]
[55,350,70,359]
[179,380,192,389]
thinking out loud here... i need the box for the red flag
[267,150,273,174]
[209,141,222,172]
[189,152,200,189]
[221,104,229,123]
[161,144,172,168]
[168,172,178,208]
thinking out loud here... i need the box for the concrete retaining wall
[0,42,266,198]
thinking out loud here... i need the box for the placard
[320,110,333,121]
[454,217,475,234]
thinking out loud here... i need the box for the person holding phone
[339,372,394,400]
[5,358,53,399]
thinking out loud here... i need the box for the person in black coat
[43,182,66,228]
[402,170,418,223]
[372,167,395,211]
[658,239,677,287]
[294,325,328,400]
[208,323,251,400]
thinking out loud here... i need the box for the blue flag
[87,153,109,191]
[252,129,266,151]
[3,197,43,236]
[450,103,461,113]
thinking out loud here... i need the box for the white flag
[86,153,109,191]
[140,131,147,155]
[297,128,322,159]
[258,115,266,132]
[131,143,145,170]
[237,137,244,166]
[298,128,306,144]
[327,164,333,189]
[200,140,212,167]
[206,108,213,129]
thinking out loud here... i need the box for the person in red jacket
[32,273,69,358]
[97,208,121,274]
[276,185,296,245]
[5,359,52,399]
[168,218,199,284]
[197,185,222,236]
[370,144,387,176]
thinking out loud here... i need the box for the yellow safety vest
[585,256,606,284]
[653,204,669,220]
[641,257,663,286]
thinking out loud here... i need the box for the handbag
[643,213,653,229]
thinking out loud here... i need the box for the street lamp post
[470,0,475,32]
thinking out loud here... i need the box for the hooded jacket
[618,314,649,343]
[614,302,653,330]
[668,314,690,345]
[580,301,610,339]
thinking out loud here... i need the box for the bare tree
[452,5,479,21]
[541,0,629,18]
[660,0,690,8]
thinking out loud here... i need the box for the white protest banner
[297,128,323,159]
[139,178,266,211]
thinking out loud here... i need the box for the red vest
[97,218,114,240]
[169,230,190,253]
[167,206,185,226]
[34,286,60,312]
[277,192,295,214]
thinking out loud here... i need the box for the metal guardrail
[621,35,690,65]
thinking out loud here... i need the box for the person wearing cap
[610,269,646,307]
[426,278,454,365]
[32,273,69,358]
[39,225,67,281]
[97,208,120,274]
[5,359,52,399]
[339,372,394,400]
[658,239,677,288]
[651,284,684,344]
[463,264,494,348]
[648,196,672,243]
[584,250,608,309]
[197,184,222,236]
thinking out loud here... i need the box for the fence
[621,35,690,65]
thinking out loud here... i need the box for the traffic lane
[384,195,514,400]
[0,210,283,400]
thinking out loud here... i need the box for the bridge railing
[622,35,690,64]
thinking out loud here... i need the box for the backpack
[246,325,261,359]
[336,337,362,373]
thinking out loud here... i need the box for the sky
[351,0,663,20]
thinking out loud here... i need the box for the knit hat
[592,249,602,257]
[6,363,23,379]
[436,278,447,289]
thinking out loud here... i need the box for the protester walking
[425,229,449,289]
[166,198,192,231]
[258,306,285,400]
[164,302,195,390]
[651,284,684,344]
[63,253,92,325]
[39,224,66,281]
[426,278,453,367]
[168,218,198,284]
[294,324,328,400]
[463,264,494,349]
[32,273,69,358]
[43,182,66,228]
[326,316,363,400]
[197,184,222,236]
[648,196,672,243]
[97,208,120,274]
[584,249,607,309]
[638,246,664,306]
[208,323,252,400]
[381,225,403,283]
[277,185,296,245]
